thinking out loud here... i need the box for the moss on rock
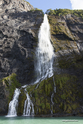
[58,54,83,69]
[17,89,26,115]
[53,74,79,114]
[2,73,21,103]
[47,9,83,54]
[47,9,83,18]
[24,73,82,116]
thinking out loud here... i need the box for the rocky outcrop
[48,12,83,58]
[0,0,34,13]
[0,0,43,85]
[48,10,83,86]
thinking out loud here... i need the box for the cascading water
[35,14,54,82]
[6,88,20,117]
[35,14,55,114]
[23,89,34,116]
[6,14,55,117]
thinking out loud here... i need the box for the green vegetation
[48,15,75,53]
[49,19,74,39]
[53,74,80,114]
[47,9,83,18]
[35,8,43,12]
[26,77,54,115]
[17,89,26,115]
[2,73,21,102]
[58,54,83,69]
[47,9,81,53]
[29,8,43,13]
[51,40,77,52]
[17,73,82,115]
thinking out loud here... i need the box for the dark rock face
[48,13,83,81]
[0,0,43,85]
[0,0,43,115]
[48,14,83,57]
[0,82,9,115]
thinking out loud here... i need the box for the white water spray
[6,14,54,117]
[35,14,54,81]
[23,89,34,116]
[6,88,20,117]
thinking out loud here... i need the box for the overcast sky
[26,0,83,12]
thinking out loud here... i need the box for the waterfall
[6,88,20,117]
[6,14,54,117]
[23,89,34,116]
[35,14,54,82]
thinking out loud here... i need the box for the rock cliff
[0,0,43,85]
[0,1,83,116]
[0,0,34,12]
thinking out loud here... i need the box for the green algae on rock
[0,73,21,115]
[2,73,21,103]
[15,74,82,116]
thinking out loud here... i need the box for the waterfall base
[6,88,20,117]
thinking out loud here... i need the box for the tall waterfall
[6,88,20,117]
[23,89,34,116]
[35,14,54,82]
[6,14,54,117]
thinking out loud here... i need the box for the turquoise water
[0,116,83,124]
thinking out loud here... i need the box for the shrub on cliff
[46,9,83,18]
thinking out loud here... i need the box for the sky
[26,0,83,13]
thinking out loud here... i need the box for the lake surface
[0,116,83,124]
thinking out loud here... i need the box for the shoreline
[0,114,83,118]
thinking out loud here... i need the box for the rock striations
[0,0,34,12]
[0,0,43,85]
[0,0,83,116]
